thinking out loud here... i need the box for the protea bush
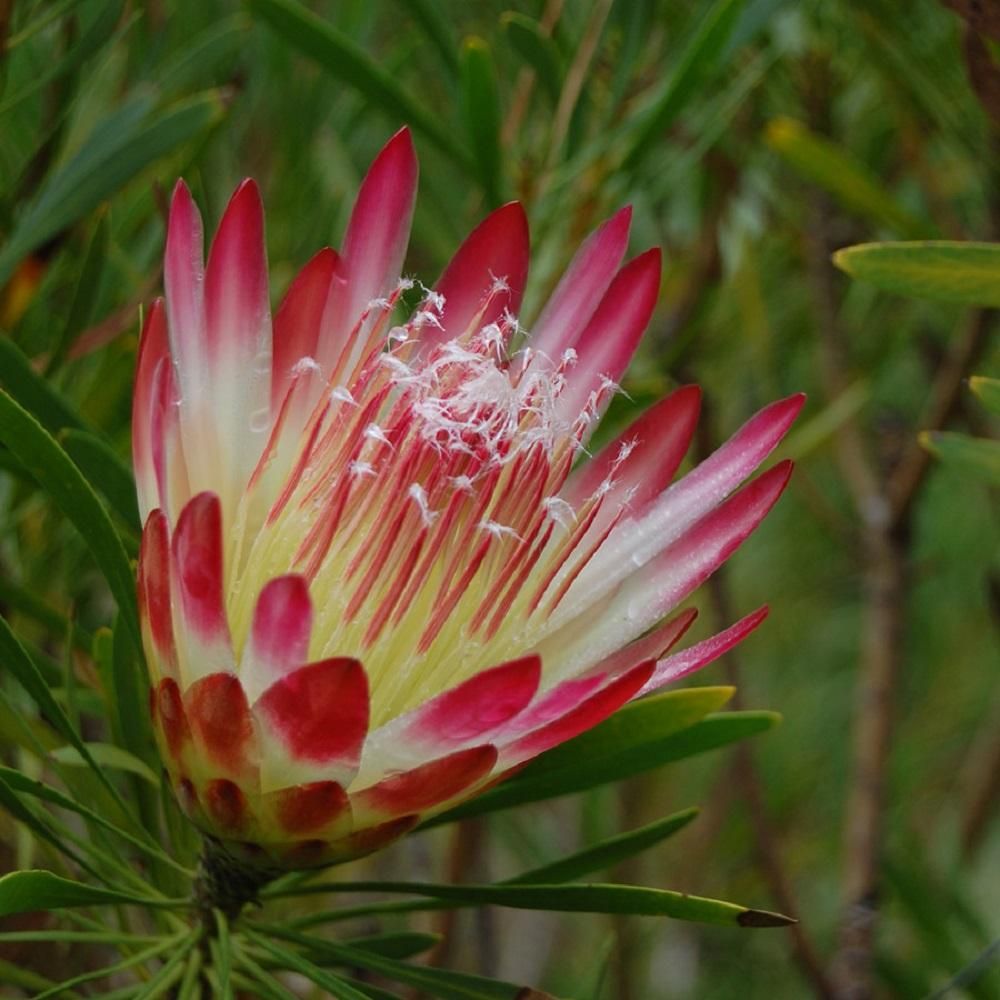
[133,128,802,901]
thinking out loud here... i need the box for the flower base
[193,836,283,922]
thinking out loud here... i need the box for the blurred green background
[0,0,997,996]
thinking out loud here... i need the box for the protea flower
[133,128,802,872]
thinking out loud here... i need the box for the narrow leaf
[508,807,699,885]
[459,37,504,206]
[0,92,225,286]
[623,0,744,170]
[50,742,159,786]
[767,120,929,238]
[502,13,562,105]
[970,375,1000,414]
[0,773,104,880]
[248,0,469,167]
[0,870,184,916]
[834,241,1000,306]
[425,687,745,825]
[245,933,374,1000]
[395,0,459,77]
[32,932,192,1000]
[60,429,141,534]
[0,390,140,650]
[345,931,441,959]
[250,926,525,999]
[920,431,1000,486]
[259,880,789,928]
[46,213,109,373]
[0,337,84,434]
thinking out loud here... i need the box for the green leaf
[0,92,225,287]
[0,765,189,874]
[109,613,155,771]
[459,37,504,207]
[0,0,125,118]
[920,431,1000,486]
[249,926,527,999]
[245,933,376,1000]
[0,575,93,652]
[0,337,85,435]
[426,687,748,825]
[248,0,469,167]
[0,771,104,880]
[0,870,184,916]
[767,120,929,239]
[502,13,562,105]
[970,376,1000,415]
[156,16,247,98]
[60,429,141,534]
[212,910,234,1000]
[130,934,198,1000]
[0,390,140,650]
[834,241,1000,306]
[50,742,159,786]
[345,931,441,959]
[177,947,204,1000]
[32,930,193,1000]
[508,807,699,885]
[394,0,459,78]
[233,948,301,1000]
[260,880,789,929]
[622,0,744,170]
[45,212,108,374]
[0,613,130,813]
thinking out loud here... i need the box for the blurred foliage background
[0,0,997,996]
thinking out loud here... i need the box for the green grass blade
[46,212,108,373]
[0,390,140,650]
[249,926,520,999]
[0,91,225,286]
[248,0,470,168]
[60,429,141,534]
[0,337,85,434]
[768,121,930,238]
[502,13,562,105]
[244,932,375,1000]
[459,37,503,206]
[622,0,744,170]
[394,0,459,78]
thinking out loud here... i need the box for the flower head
[134,128,802,868]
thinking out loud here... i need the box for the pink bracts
[133,128,802,867]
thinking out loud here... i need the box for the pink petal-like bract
[135,130,802,867]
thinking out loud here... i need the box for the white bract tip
[365,423,393,448]
[331,385,357,405]
[478,519,521,541]
[543,496,577,530]
[408,483,437,525]
[292,356,322,375]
